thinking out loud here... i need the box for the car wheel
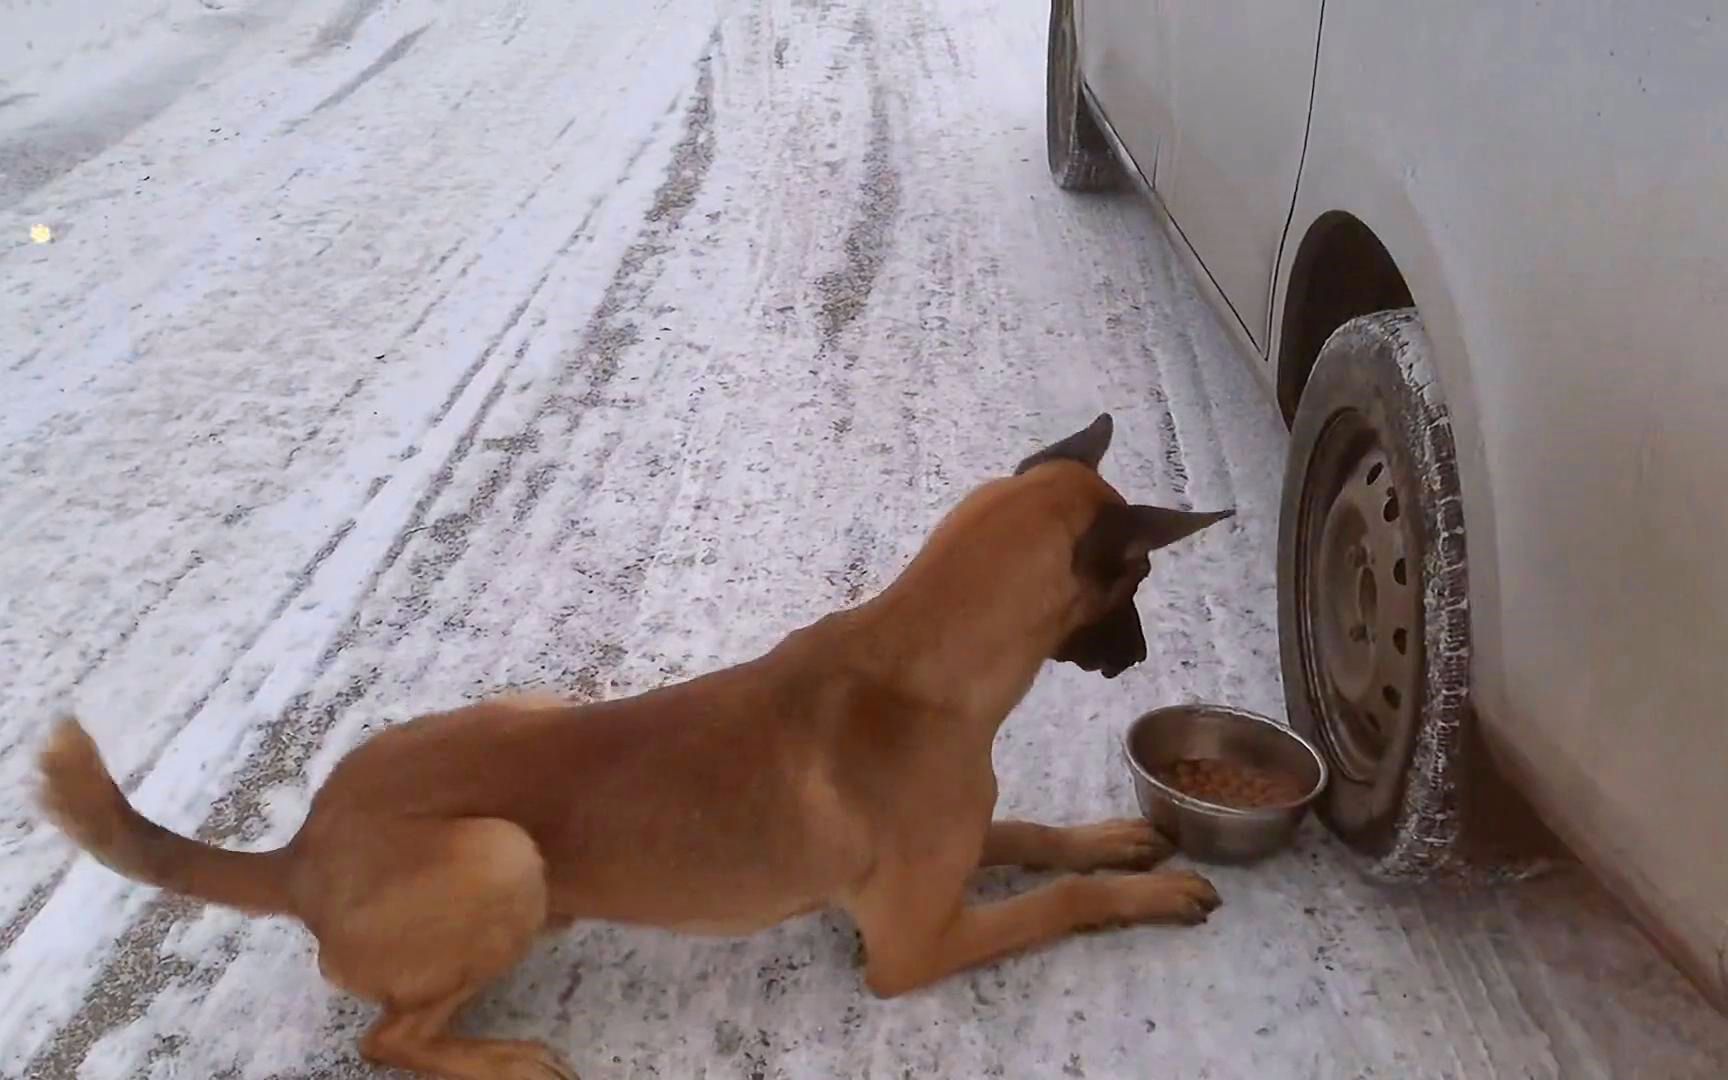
[1046,0,1119,192]
[1278,309,1470,880]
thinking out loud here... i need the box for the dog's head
[1014,414,1232,679]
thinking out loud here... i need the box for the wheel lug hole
[1357,568,1378,625]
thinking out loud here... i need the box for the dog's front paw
[1060,818,1175,872]
[1103,869,1222,926]
[471,1040,579,1080]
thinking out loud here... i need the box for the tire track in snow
[812,13,900,354]
[520,30,723,690]
[16,40,727,1075]
[0,63,619,936]
[297,25,432,125]
[17,320,541,1079]
[8,48,729,1078]
[0,35,665,919]
[809,9,904,599]
[1135,247,1278,713]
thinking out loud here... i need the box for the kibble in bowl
[1123,704,1328,863]
[1155,757,1310,810]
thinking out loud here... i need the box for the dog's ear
[1015,413,1114,475]
[1057,502,1232,679]
[1074,504,1234,581]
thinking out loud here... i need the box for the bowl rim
[1121,702,1331,817]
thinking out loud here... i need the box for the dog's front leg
[845,858,1219,998]
[980,819,1173,872]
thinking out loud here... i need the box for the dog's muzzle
[1054,600,1148,679]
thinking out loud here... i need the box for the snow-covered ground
[2,0,1724,1076]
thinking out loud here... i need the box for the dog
[39,413,1232,1080]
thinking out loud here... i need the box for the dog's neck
[828,550,1076,725]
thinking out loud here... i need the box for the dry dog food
[1156,757,1307,809]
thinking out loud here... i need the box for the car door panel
[1159,1,1321,346]
[1079,0,1175,186]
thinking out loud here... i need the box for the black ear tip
[1015,412,1117,475]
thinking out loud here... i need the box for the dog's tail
[36,716,296,916]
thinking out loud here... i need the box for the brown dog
[39,414,1232,1080]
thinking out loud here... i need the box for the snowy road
[2,0,1725,1077]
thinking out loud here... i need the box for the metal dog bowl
[1123,703,1329,864]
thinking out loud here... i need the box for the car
[1046,0,1728,1009]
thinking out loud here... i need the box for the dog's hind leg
[979,819,1173,872]
[308,817,575,1079]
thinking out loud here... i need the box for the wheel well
[1276,212,1414,424]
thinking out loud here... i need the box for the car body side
[1076,0,1728,1004]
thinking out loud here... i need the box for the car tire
[1046,0,1119,192]
[1278,309,1470,881]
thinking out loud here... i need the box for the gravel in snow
[2,0,1725,1076]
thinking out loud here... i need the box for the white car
[1047,0,1728,1008]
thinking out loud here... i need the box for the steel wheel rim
[1295,409,1423,785]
